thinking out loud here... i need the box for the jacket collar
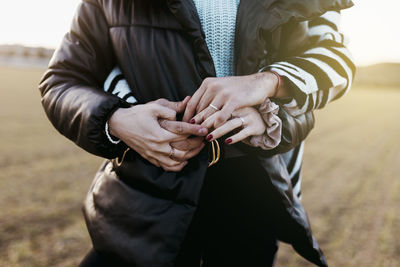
[166,0,353,34]
[167,0,216,78]
[234,0,354,74]
[254,0,354,31]
[166,0,354,76]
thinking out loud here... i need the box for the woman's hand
[108,97,208,172]
[182,72,280,128]
[201,106,266,145]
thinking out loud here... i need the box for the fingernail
[190,118,196,124]
[225,138,232,144]
[206,134,213,142]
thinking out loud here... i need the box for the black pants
[80,156,278,267]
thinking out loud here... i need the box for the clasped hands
[108,72,280,172]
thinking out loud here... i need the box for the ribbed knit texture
[192,0,240,77]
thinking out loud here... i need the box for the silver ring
[168,146,175,159]
[209,103,219,111]
[239,117,245,126]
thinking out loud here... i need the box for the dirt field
[1,67,399,266]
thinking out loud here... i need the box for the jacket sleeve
[38,0,130,159]
[251,11,355,155]
[267,107,314,155]
[267,11,356,116]
[255,13,354,155]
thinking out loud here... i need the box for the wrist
[105,121,121,144]
[108,108,125,138]
[268,71,282,98]
[254,71,279,103]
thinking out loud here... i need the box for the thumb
[156,96,190,113]
[154,104,177,121]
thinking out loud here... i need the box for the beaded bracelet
[105,121,121,145]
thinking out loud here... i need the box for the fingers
[160,161,188,172]
[170,137,204,151]
[194,90,216,114]
[200,103,236,130]
[157,128,188,143]
[154,104,177,121]
[215,104,236,128]
[146,157,161,168]
[190,98,224,125]
[152,142,206,172]
[183,142,205,159]
[169,142,205,162]
[152,137,205,163]
[224,107,268,144]
[155,96,190,114]
[205,117,244,141]
[182,81,208,122]
[190,108,209,125]
[168,143,205,162]
[200,104,235,131]
[144,130,207,171]
[159,120,208,136]
[151,148,187,167]
[135,148,187,171]
[158,154,187,167]
[224,127,253,145]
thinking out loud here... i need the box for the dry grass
[1,67,399,266]
[276,86,400,266]
[0,67,101,267]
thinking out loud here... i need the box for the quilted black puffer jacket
[39,0,353,266]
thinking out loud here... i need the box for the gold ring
[169,146,175,159]
[209,103,219,111]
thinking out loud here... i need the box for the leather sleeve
[269,107,314,154]
[38,0,129,159]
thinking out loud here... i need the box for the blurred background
[0,0,399,266]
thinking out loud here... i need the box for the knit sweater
[192,0,240,77]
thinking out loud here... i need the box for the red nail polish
[206,134,213,141]
[190,118,196,124]
[225,138,232,144]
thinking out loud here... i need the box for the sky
[0,0,399,66]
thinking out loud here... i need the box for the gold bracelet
[214,140,220,165]
[208,141,215,167]
[208,140,220,167]
[115,147,130,167]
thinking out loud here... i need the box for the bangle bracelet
[269,70,282,98]
[105,121,121,145]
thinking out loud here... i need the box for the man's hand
[109,97,208,172]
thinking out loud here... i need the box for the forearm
[262,11,356,116]
[39,1,129,159]
[40,73,129,158]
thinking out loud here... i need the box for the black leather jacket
[39,0,353,266]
